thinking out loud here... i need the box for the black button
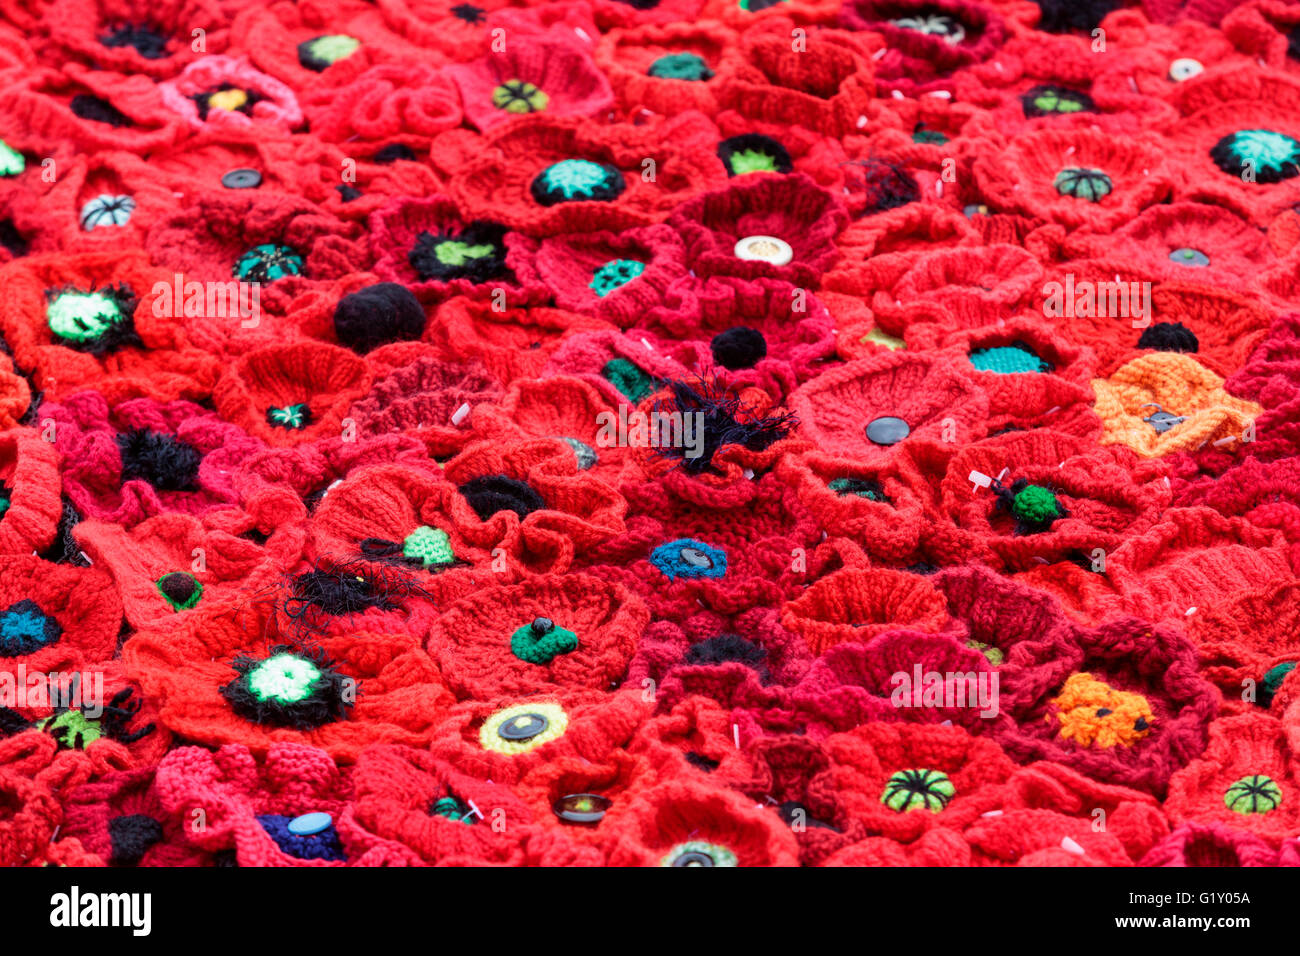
[865,416,910,446]
[222,168,262,189]
[499,713,548,741]
[530,617,554,635]
[553,793,610,825]
[672,851,715,867]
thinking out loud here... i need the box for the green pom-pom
[1053,166,1112,202]
[402,526,455,568]
[647,53,714,81]
[1012,485,1061,524]
[510,618,578,665]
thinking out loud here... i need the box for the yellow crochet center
[479,702,569,755]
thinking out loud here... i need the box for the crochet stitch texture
[0,0,1299,870]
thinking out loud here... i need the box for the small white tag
[450,402,471,426]
[1060,836,1085,855]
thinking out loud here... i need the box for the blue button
[287,812,333,836]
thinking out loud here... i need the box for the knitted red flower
[0,250,222,403]
[839,0,1008,95]
[349,744,603,865]
[446,34,614,132]
[669,172,848,288]
[973,127,1174,231]
[39,0,232,78]
[157,55,303,132]
[594,21,744,116]
[0,554,121,674]
[789,351,989,460]
[528,223,688,326]
[426,689,651,784]
[45,391,265,527]
[60,767,209,866]
[439,113,726,236]
[368,195,549,304]
[123,598,454,762]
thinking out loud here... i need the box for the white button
[1168,58,1203,82]
[733,235,793,266]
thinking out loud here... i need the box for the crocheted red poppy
[299,61,463,155]
[789,630,999,737]
[143,191,367,331]
[438,113,726,236]
[439,438,628,573]
[445,34,614,132]
[1164,713,1299,844]
[1062,202,1279,300]
[123,598,453,762]
[1186,581,1300,714]
[33,150,183,256]
[668,173,848,288]
[1101,9,1247,100]
[0,61,185,155]
[840,0,1008,94]
[542,327,695,408]
[512,748,663,854]
[789,351,990,460]
[627,694,756,787]
[955,30,1175,135]
[307,462,506,578]
[1165,68,1300,225]
[0,554,121,674]
[935,430,1169,571]
[629,607,814,712]
[839,244,1045,347]
[991,615,1218,795]
[39,0,232,79]
[780,567,950,655]
[1138,819,1281,866]
[211,341,372,448]
[715,25,876,137]
[73,511,304,629]
[60,766,209,865]
[349,744,602,865]
[231,0,439,91]
[974,128,1174,231]
[348,351,502,459]
[823,722,1018,842]
[1102,508,1292,626]
[370,0,513,60]
[639,275,837,397]
[1222,0,1300,74]
[426,688,651,785]
[0,250,223,404]
[774,447,937,564]
[594,21,744,116]
[604,777,800,865]
[45,391,264,527]
[368,195,549,305]
[528,223,688,326]
[156,55,303,133]
[153,742,410,865]
[467,375,632,487]
[425,297,613,385]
